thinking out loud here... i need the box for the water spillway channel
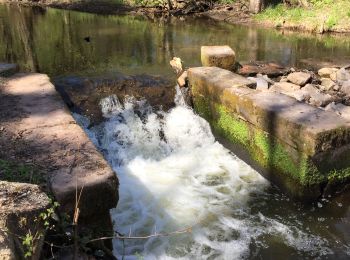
[1,4,350,259]
[75,89,350,259]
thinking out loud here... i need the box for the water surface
[1,4,350,78]
[2,4,350,259]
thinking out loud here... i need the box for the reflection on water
[1,4,350,78]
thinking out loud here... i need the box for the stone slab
[189,66,350,198]
[188,67,350,155]
[201,46,236,70]
[1,73,118,218]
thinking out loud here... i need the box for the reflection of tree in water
[1,4,350,76]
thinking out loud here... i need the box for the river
[1,4,350,259]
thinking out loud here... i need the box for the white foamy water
[75,88,334,259]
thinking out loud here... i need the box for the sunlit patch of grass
[255,0,350,32]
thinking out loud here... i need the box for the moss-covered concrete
[189,67,350,199]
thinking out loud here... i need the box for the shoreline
[2,0,350,35]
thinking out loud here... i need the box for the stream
[1,4,350,259]
[74,89,350,259]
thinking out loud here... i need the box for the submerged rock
[55,73,176,125]
[238,62,289,77]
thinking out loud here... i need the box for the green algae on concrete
[189,66,350,198]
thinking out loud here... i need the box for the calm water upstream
[1,4,350,259]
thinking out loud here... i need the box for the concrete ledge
[0,182,50,260]
[188,67,350,199]
[1,73,118,219]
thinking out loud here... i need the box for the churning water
[75,88,350,259]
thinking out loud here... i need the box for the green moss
[193,96,212,122]
[0,159,44,184]
[215,105,249,146]
[192,91,350,191]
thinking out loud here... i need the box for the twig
[87,226,192,244]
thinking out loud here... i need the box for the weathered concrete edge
[2,71,119,248]
[188,67,350,199]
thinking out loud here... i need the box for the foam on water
[76,88,334,259]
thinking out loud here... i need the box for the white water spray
[76,88,333,259]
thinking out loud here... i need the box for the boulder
[321,78,336,91]
[0,182,50,260]
[55,74,176,125]
[269,82,301,96]
[318,67,338,78]
[302,84,334,107]
[325,102,350,122]
[177,71,188,88]
[340,81,350,96]
[238,62,289,77]
[290,88,311,102]
[336,68,350,82]
[201,46,236,70]
[248,76,269,91]
[287,72,311,86]
[0,63,19,77]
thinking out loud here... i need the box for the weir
[187,53,350,200]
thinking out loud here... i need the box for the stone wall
[188,66,350,200]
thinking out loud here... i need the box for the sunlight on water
[74,89,335,259]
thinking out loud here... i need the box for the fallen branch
[87,226,193,244]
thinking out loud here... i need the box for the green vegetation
[256,0,350,32]
[192,94,350,190]
[0,159,44,184]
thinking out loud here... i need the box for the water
[2,4,350,259]
[1,4,350,78]
[74,88,350,259]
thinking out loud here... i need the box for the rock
[321,78,336,91]
[2,73,119,252]
[318,67,339,78]
[325,102,350,122]
[269,82,301,96]
[340,80,350,96]
[238,62,289,77]
[287,72,312,86]
[330,72,337,81]
[302,84,334,107]
[0,63,19,77]
[290,88,311,102]
[248,76,269,91]
[336,68,350,82]
[55,74,176,125]
[0,181,50,260]
[201,46,236,70]
[170,57,183,76]
[177,71,188,88]
[280,76,288,82]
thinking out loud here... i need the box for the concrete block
[201,46,236,70]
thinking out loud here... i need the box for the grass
[0,159,44,184]
[255,0,350,32]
